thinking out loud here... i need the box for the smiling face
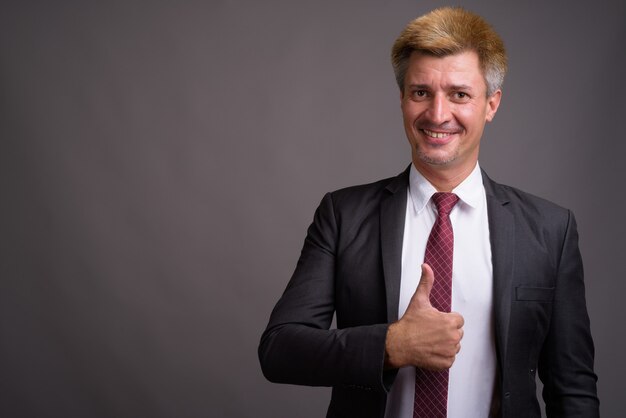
[401,50,502,182]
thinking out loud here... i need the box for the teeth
[423,129,451,139]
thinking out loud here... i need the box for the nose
[426,94,451,125]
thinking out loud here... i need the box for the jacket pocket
[515,286,555,302]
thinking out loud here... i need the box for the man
[259,7,599,418]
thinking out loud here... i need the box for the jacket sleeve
[258,192,392,393]
[539,211,599,417]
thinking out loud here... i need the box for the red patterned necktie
[414,192,459,418]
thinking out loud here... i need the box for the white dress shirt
[384,162,496,418]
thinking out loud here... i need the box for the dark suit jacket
[259,167,599,417]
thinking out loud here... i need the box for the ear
[485,89,502,122]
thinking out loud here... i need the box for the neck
[413,161,476,192]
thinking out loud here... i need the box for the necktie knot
[432,192,459,216]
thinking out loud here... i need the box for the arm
[539,211,599,417]
[258,193,390,392]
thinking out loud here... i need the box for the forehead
[405,50,486,91]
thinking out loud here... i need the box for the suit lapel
[380,167,409,322]
[482,171,515,367]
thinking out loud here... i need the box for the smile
[422,129,455,139]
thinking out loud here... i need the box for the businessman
[259,7,599,418]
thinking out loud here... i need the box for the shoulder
[308,168,408,234]
[482,170,574,230]
[323,167,409,214]
[330,173,404,202]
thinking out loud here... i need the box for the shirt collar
[408,162,484,214]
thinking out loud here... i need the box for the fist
[385,264,464,370]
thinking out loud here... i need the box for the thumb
[409,263,434,309]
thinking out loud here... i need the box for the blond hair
[391,7,507,96]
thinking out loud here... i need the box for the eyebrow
[449,84,474,91]
[407,83,475,92]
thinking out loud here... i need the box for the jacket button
[504,392,511,398]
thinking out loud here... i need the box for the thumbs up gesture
[385,264,464,371]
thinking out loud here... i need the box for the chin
[416,149,458,166]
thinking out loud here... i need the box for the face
[401,50,501,178]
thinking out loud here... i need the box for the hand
[385,263,464,371]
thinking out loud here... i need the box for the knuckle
[444,315,458,327]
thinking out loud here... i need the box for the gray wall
[1,1,624,417]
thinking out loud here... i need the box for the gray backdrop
[1,1,624,417]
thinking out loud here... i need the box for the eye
[453,91,470,101]
[410,89,428,100]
